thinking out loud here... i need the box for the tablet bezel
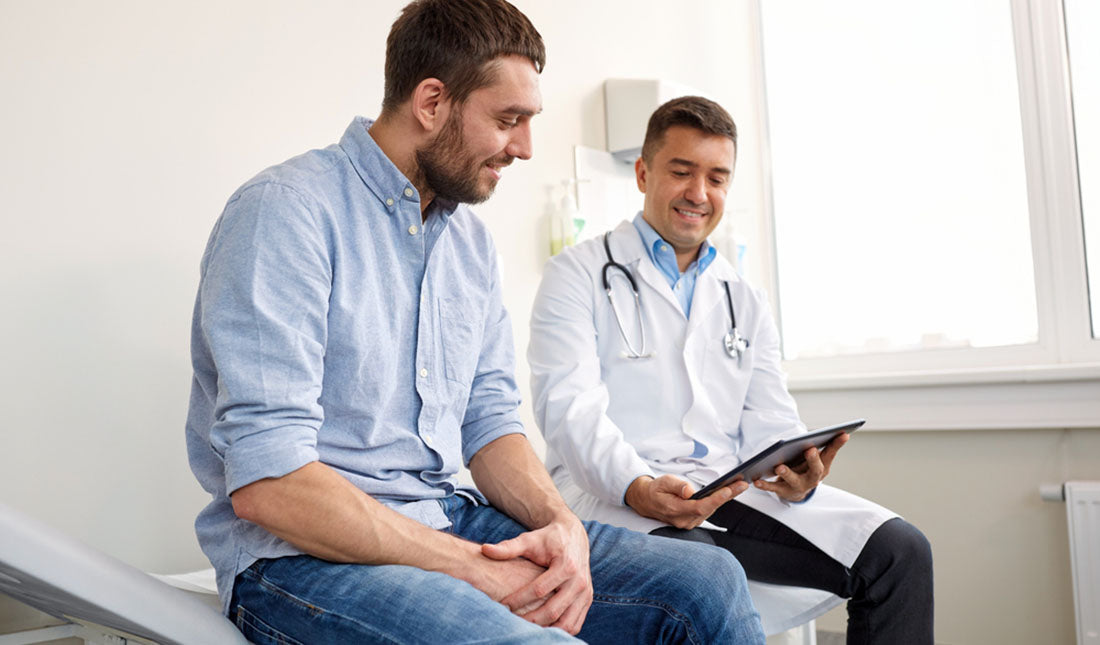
[689,419,866,500]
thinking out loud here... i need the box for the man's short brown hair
[640,96,738,163]
[382,0,545,113]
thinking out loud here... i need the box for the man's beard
[416,110,502,205]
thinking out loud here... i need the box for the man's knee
[662,540,763,641]
[860,517,934,591]
[881,518,933,571]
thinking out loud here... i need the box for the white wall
[0,2,1095,644]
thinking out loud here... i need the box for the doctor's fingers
[770,462,820,495]
[696,484,743,516]
[798,448,828,480]
[819,434,849,469]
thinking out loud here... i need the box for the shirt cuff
[222,425,320,495]
[615,462,657,506]
[792,487,817,504]
[462,421,526,466]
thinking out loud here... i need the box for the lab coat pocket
[701,337,753,417]
[439,298,479,384]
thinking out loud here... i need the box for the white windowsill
[786,362,1100,432]
[788,361,1100,391]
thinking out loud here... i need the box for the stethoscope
[601,231,751,363]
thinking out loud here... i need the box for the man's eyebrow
[500,104,542,117]
[668,157,732,174]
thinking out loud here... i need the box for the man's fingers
[774,461,806,488]
[523,577,588,630]
[481,536,530,561]
[700,485,735,514]
[820,433,847,468]
[514,597,548,616]
[550,588,592,635]
[519,588,570,627]
[501,566,566,611]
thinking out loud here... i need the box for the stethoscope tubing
[600,231,749,362]
[602,232,650,359]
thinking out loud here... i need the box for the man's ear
[410,77,451,133]
[635,156,648,194]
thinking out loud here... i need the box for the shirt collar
[631,212,717,279]
[338,116,458,219]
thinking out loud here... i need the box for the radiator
[1065,481,1100,644]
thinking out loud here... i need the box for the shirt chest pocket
[439,297,481,384]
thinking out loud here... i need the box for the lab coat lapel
[610,221,684,319]
[687,255,736,336]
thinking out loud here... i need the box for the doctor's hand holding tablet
[625,420,862,527]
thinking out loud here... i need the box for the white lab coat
[528,220,898,633]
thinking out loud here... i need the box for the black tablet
[689,419,865,500]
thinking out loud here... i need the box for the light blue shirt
[631,213,716,459]
[186,117,525,613]
[632,213,716,317]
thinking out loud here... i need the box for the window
[761,0,1037,362]
[1065,0,1100,338]
[752,0,1100,429]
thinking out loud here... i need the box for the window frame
[751,0,1100,431]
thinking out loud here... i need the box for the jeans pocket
[235,605,307,645]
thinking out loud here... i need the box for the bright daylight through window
[760,0,1038,361]
[1065,0,1100,338]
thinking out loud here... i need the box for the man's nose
[506,122,533,161]
[684,175,707,204]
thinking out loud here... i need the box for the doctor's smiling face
[635,97,737,272]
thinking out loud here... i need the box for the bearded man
[184,1,765,643]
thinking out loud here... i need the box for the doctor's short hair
[641,96,738,163]
[381,0,545,113]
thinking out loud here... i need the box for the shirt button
[386,198,394,206]
[661,245,669,252]
[408,225,419,235]
[404,188,414,197]
[419,368,428,377]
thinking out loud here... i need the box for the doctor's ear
[410,77,451,134]
[635,156,648,193]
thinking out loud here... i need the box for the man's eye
[672,171,689,177]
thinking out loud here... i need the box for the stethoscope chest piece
[724,327,750,363]
[721,281,750,364]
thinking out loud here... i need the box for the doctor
[529,96,933,644]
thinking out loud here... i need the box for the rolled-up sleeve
[460,252,525,464]
[198,182,330,494]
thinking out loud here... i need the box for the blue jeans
[230,496,764,644]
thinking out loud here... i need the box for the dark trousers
[651,501,934,645]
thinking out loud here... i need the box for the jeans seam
[248,568,405,644]
[236,605,307,645]
[591,593,702,645]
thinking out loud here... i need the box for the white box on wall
[603,78,705,162]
